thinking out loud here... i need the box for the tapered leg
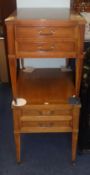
[9,56,17,99]
[76,57,84,96]
[72,105,80,162]
[13,109,21,162]
[14,133,21,163]
[72,132,78,162]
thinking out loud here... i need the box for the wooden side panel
[0,38,8,82]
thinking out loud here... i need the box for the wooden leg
[13,109,21,163]
[9,56,17,99]
[72,105,80,162]
[72,132,78,162]
[14,133,21,163]
[76,57,84,96]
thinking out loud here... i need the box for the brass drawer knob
[42,110,53,115]
[39,30,55,35]
[39,122,54,127]
[38,45,55,51]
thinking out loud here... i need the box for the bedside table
[5,8,85,162]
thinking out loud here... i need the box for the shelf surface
[17,68,75,105]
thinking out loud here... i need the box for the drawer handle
[39,122,54,127]
[38,46,54,51]
[42,110,52,115]
[39,30,55,35]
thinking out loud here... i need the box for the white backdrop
[16,0,70,68]
[17,0,70,8]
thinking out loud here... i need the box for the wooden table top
[17,68,75,105]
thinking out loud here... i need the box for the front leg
[75,57,84,96]
[9,56,17,101]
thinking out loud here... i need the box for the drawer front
[16,40,76,53]
[15,26,77,39]
[17,105,73,132]
[21,107,72,116]
[20,115,72,133]
[20,120,72,128]
[15,25,77,57]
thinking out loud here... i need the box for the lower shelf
[17,68,75,105]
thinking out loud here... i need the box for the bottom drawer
[20,115,72,133]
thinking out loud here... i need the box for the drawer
[20,120,72,128]
[15,40,76,53]
[20,115,72,133]
[15,26,77,39]
[21,107,72,116]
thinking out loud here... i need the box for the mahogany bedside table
[5,8,85,163]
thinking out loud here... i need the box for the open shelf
[17,68,75,105]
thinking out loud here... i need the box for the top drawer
[15,26,77,39]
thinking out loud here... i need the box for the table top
[17,68,75,105]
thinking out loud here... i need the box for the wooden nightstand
[5,8,85,163]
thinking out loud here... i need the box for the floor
[0,83,90,175]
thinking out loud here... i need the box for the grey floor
[0,83,90,175]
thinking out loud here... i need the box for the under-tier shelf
[17,68,75,105]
